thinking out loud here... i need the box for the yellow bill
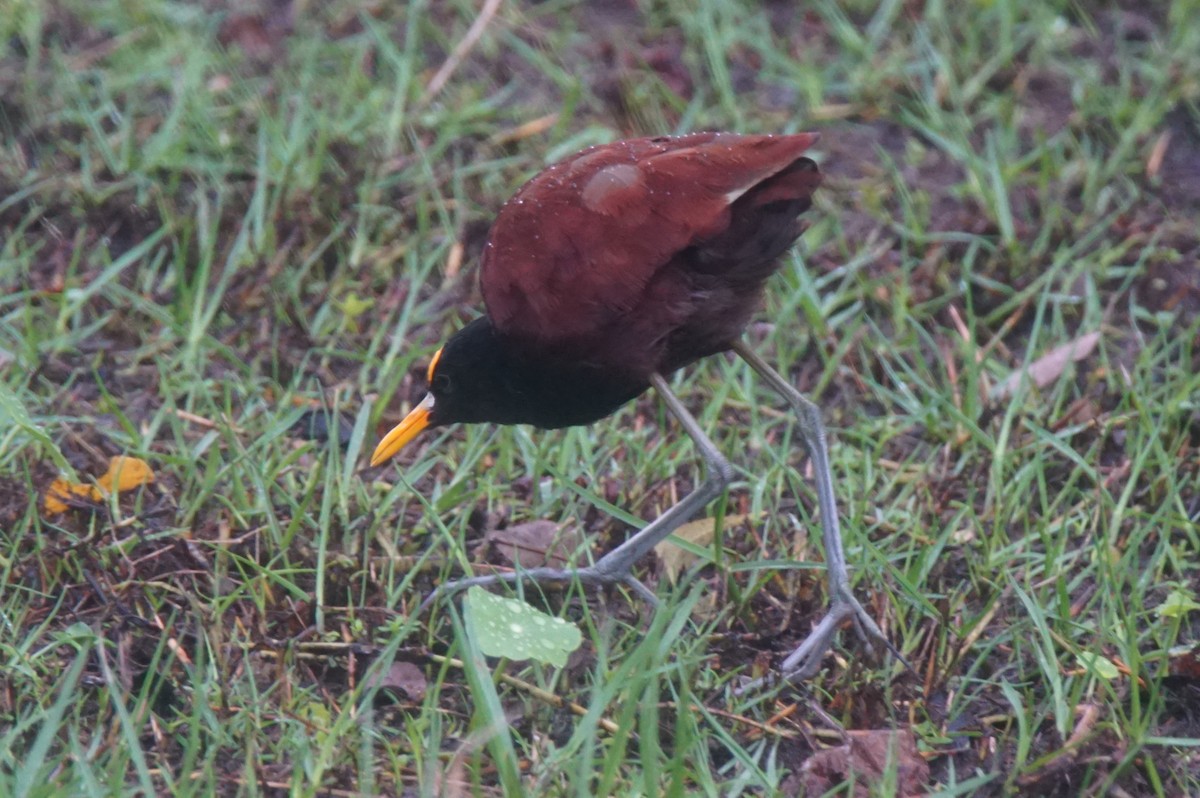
[370,393,435,466]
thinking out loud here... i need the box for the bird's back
[480,133,822,378]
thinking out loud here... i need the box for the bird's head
[370,318,524,466]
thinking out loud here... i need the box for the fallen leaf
[290,409,354,448]
[217,8,294,60]
[1075,651,1120,680]
[1167,645,1200,681]
[363,661,428,701]
[949,526,976,544]
[43,456,155,515]
[464,587,582,667]
[43,478,90,514]
[97,456,155,493]
[654,513,758,584]
[1157,588,1200,619]
[1050,397,1102,431]
[797,729,930,798]
[218,14,274,58]
[991,331,1101,401]
[481,521,583,570]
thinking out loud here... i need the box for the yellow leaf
[43,478,89,514]
[95,456,155,494]
[654,513,759,584]
[41,456,155,516]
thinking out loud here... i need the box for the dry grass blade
[422,0,505,105]
[990,330,1102,401]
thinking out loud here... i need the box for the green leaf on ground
[1157,589,1200,619]
[1076,652,1120,681]
[463,586,582,667]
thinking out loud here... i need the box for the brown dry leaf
[43,456,156,515]
[218,14,274,58]
[217,4,294,60]
[797,729,930,797]
[481,520,584,570]
[654,513,758,584]
[1168,645,1200,681]
[363,661,428,701]
[991,331,1101,401]
[1050,397,1102,431]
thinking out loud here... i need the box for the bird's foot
[778,586,884,682]
[416,565,655,615]
[735,582,897,695]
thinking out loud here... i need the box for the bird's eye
[432,373,453,394]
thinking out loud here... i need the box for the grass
[2,0,1200,795]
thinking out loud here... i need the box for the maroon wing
[479,132,821,363]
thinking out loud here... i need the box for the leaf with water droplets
[463,586,582,667]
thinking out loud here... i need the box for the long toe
[780,601,856,678]
[832,586,913,676]
[417,566,577,613]
[770,590,895,686]
[839,590,887,653]
[622,574,659,606]
[418,564,654,614]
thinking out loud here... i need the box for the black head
[425,317,533,426]
[369,317,647,466]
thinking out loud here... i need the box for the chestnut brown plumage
[371,132,887,683]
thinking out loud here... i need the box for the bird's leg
[730,339,891,683]
[586,372,736,577]
[418,372,732,614]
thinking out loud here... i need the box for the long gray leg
[731,339,892,683]
[418,372,732,613]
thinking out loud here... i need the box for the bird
[370,132,888,682]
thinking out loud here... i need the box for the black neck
[435,318,648,429]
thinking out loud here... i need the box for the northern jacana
[371,132,886,681]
